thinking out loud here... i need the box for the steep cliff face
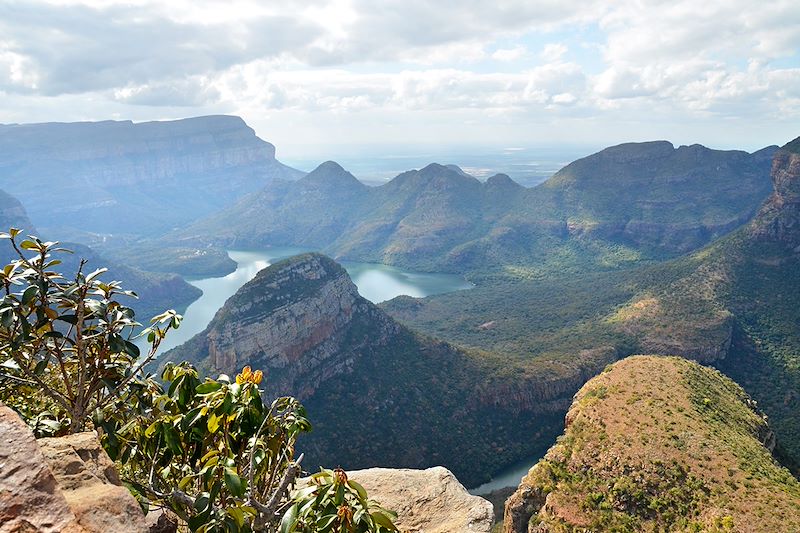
[0,115,303,235]
[751,139,800,251]
[504,356,800,533]
[168,253,399,399]
[162,253,572,488]
[546,141,776,254]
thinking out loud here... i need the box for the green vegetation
[513,356,800,532]
[177,143,773,274]
[0,232,396,533]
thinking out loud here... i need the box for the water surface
[151,247,471,354]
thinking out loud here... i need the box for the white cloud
[540,43,567,62]
[0,0,797,151]
[492,46,528,62]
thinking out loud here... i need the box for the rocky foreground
[0,403,493,532]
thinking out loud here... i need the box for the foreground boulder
[348,467,493,532]
[504,356,800,532]
[304,466,494,532]
[0,404,147,533]
[38,432,148,533]
[0,404,83,533]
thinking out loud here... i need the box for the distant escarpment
[176,142,775,274]
[0,115,303,236]
[504,356,800,533]
[163,253,578,488]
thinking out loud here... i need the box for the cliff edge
[504,356,800,533]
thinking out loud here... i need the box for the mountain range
[386,136,800,477]
[172,141,776,275]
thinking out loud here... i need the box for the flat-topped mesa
[0,115,303,235]
[751,136,800,250]
[165,253,399,399]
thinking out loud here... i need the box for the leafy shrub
[0,230,179,435]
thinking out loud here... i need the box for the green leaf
[21,286,37,305]
[144,421,159,438]
[123,340,140,358]
[178,475,195,491]
[279,503,298,533]
[315,514,337,531]
[227,506,246,527]
[347,479,368,502]
[371,511,398,531]
[196,381,223,394]
[207,413,220,434]
[85,268,108,282]
[163,426,184,455]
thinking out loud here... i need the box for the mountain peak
[485,173,522,189]
[444,164,472,177]
[301,161,365,189]
[782,136,800,155]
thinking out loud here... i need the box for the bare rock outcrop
[751,138,800,251]
[0,405,83,533]
[308,467,494,533]
[38,432,148,533]
[0,404,147,533]
[165,252,400,400]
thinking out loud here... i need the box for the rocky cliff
[166,253,399,399]
[0,404,148,533]
[162,253,572,488]
[504,356,800,533]
[0,115,303,236]
[750,137,800,251]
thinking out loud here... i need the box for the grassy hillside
[505,356,800,532]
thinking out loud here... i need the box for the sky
[0,0,798,157]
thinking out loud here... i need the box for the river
[151,247,473,355]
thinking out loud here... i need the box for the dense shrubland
[0,230,396,533]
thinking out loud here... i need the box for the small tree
[0,229,179,435]
[109,362,397,532]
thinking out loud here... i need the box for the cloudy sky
[0,0,798,156]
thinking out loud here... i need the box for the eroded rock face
[166,253,399,400]
[751,141,800,251]
[0,115,303,235]
[38,433,148,533]
[0,404,147,533]
[0,405,83,533]
[309,467,494,533]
